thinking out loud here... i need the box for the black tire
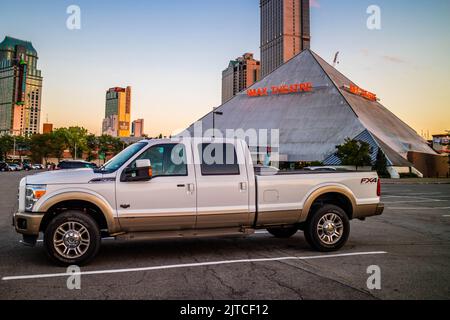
[304,204,350,252]
[267,227,298,238]
[44,211,101,266]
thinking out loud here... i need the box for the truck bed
[254,170,380,226]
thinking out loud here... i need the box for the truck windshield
[96,142,147,173]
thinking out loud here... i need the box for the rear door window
[198,143,240,176]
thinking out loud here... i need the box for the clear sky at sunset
[1,0,449,137]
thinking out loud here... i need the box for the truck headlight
[25,185,46,212]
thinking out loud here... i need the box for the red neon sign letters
[345,84,378,102]
[247,82,313,97]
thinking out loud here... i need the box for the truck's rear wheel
[304,204,350,252]
[267,227,298,238]
[44,211,101,266]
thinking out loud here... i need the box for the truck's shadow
[94,234,311,266]
[24,233,313,269]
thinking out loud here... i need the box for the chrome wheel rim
[53,221,90,259]
[317,213,344,245]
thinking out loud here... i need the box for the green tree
[51,129,69,161]
[0,135,13,161]
[86,134,99,162]
[15,135,31,161]
[373,148,390,178]
[30,133,54,164]
[336,138,372,171]
[98,135,123,164]
[51,127,88,159]
[66,127,88,159]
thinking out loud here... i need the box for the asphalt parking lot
[0,171,449,300]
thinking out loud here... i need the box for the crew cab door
[193,140,251,228]
[116,142,196,232]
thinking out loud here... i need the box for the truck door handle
[177,184,186,188]
[239,182,248,191]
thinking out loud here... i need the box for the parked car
[0,162,10,172]
[56,160,98,170]
[13,138,383,265]
[23,163,34,171]
[304,166,337,172]
[254,164,280,175]
[8,164,21,171]
[32,164,44,170]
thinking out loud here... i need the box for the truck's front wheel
[44,211,101,266]
[304,204,350,252]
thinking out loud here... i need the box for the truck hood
[26,169,105,185]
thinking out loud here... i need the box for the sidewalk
[381,178,450,185]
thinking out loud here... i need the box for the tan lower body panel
[256,210,301,226]
[119,214,196,232]
[119,211,253,232]
[353,203,384,219]
[196,211,253,229]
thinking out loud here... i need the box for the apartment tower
[222,53,261,104]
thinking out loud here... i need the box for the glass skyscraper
[0,36,43,136]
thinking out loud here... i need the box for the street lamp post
[10,129,21,160]
[212,110,223,138]
[13,135,16,158]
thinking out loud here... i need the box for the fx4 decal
[361,178,378,184]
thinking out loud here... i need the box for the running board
[115,227,255,241]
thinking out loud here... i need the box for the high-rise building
[0,36,43,136]
[102,86,131,137]
[222,53,261,104]
[260,0,310,77]
[131,119,144,138]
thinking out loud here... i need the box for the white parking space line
[1,251,387,281]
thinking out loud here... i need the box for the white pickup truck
[13,138,384,265]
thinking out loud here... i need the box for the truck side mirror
[121,159,152,182]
